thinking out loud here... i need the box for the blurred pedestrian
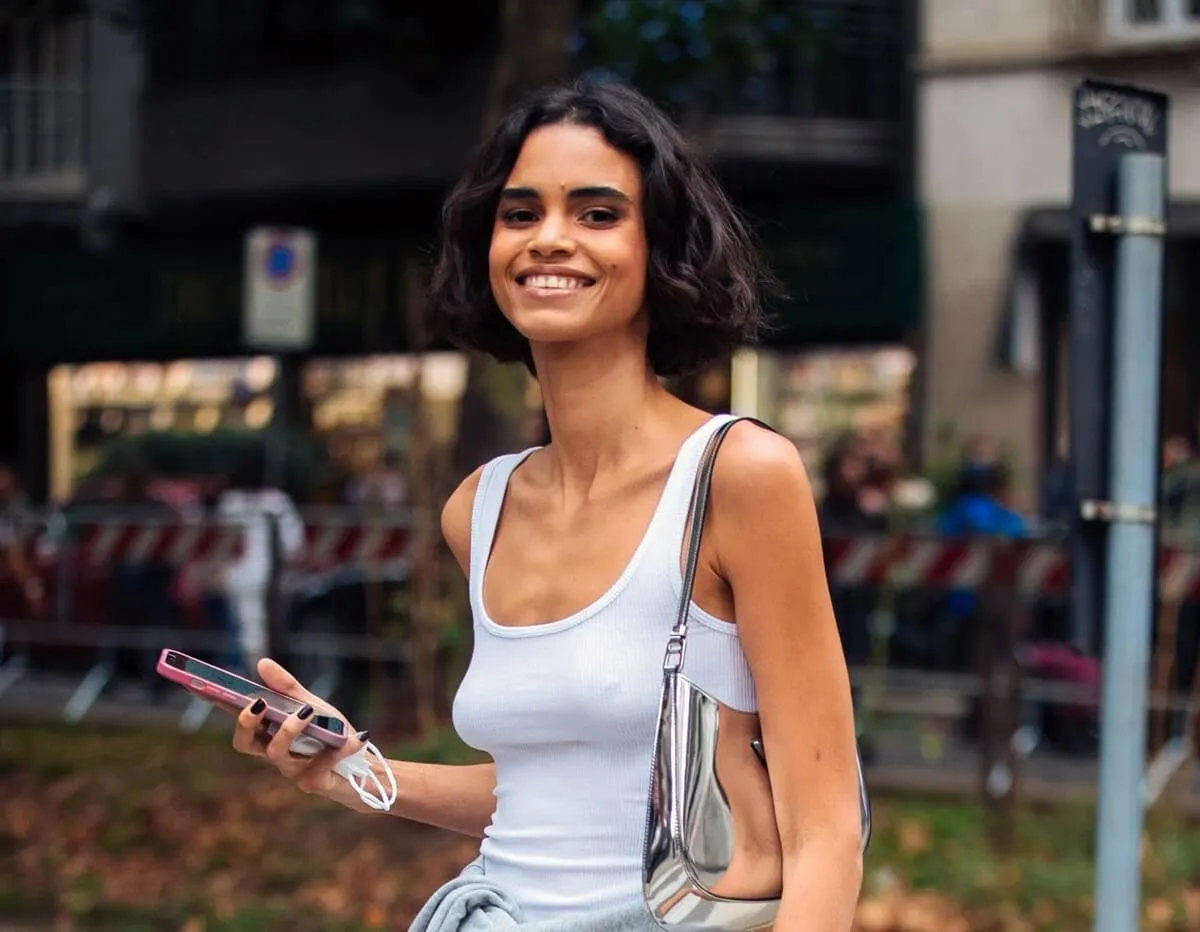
[938,460,1026,540]
[0,461,43,617]
[818,434,884,535]
[937,459,1027,675]
[109,458,178,698]
[1162,436,1200,739]
[818,437,883,752]
[346,449,408,512]
[195,478,242,673]
[1163,435,1200,535]
[213,447,305,670]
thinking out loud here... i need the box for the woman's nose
[529,213,575,257]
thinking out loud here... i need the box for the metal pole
[1092,151,1166,932]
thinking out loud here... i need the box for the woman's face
[488,123,649,352]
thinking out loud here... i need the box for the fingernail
[356,730,370,743]
[297,704,314,720]
[249,698,266,715]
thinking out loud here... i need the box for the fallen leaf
[897,818,931,855]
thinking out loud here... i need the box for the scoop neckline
[475,416,727,638]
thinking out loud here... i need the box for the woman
[231,78,863,930]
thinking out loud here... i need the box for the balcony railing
[577,0,904,120]
[575,0,904,167]
[0,79,86,193]
[708,0,902,124]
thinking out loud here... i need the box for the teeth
[524,274,589,290]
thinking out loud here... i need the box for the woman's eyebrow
[499,185,632,203]
[568,185,631,203]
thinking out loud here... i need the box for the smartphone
[157,649,347,756]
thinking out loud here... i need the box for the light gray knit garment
[409,860,662,932]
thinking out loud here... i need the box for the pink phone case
[156,649,347,750]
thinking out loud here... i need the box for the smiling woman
[429,78,778,375]
[225,76,865,932]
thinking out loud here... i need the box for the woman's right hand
[231,658,370,807]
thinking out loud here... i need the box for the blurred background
[1,0,1199,929]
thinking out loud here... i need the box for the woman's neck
[531,335,679,498]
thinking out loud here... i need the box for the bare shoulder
[711,420,814,512]
[441,465,486,576]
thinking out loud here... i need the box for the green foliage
[577,0,833,114]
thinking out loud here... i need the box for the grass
[1,723,1199,930]
[861,796,1200,929]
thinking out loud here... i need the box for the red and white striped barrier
[824,535,1200,601]
[825,537,993,589]
[8,517,1197,599]
[72,522,245,567]
[1016,543,1200,602]
[298,524,412,575]
[10,518,414,576]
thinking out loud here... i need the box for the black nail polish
[249,698,266,715]
[297,704,314,720]
[356,730,370,743]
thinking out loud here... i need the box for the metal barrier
[0,507,421,729]
[823,530,1200,837]
[4,518,1200,815]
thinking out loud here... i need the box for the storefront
[46,352,476,504]
[47,357,281,500]
[1,227,436,501]
[1004,203,1200,487]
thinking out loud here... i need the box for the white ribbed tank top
[451,414,759,921]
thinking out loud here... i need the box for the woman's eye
[502,208,538,224]
[581,208,619,225]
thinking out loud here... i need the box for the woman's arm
[325,757,497,838]
[711,424,864,932]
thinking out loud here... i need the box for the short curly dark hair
[428,77,778,377]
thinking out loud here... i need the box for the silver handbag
[642,418,872,931]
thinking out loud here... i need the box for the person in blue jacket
[936,460,1027,671]
[938,460,1027,540]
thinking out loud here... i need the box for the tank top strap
[469,447,540,607]
[648,413,742,582]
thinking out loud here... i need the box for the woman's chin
[509,312,595,346]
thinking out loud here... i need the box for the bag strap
[663,416,772,675]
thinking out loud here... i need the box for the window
[0,5,86,183]
[1108,0,1200,38]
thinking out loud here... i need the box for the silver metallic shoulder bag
[641,417,872,931]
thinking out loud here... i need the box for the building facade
[0,0,143,486]
[1,1,918,500]
[918,0,1200,507]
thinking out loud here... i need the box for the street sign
[1068,79,1168,653]
[243,227,317,351]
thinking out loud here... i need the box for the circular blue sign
[265,243,296,282]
